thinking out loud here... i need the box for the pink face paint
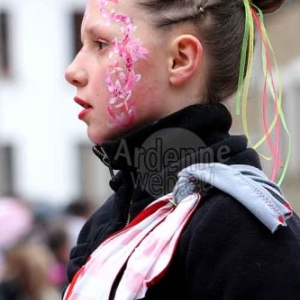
[98,0,149,127]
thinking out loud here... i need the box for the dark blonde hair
[138,0,285,103]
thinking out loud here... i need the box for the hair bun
[252,0,286,14]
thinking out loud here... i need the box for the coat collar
[93,103,261,198]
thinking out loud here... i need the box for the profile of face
[65,0,203,145]
[65,0,164,144]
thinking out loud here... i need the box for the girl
[64,0,300,299]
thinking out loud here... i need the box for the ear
[168,35,203,86]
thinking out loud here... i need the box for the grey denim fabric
[173,163,292,233]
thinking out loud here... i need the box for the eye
[95,40,108,50]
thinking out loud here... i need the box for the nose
[65,55,88,87]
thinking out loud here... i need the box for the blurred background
[0,0,299,299]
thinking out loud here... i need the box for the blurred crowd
[0,196,95,300]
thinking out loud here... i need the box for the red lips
[74,97,93,120]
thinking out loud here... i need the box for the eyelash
[95,40,108,50]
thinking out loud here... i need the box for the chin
[87,127,106,145]
[87,125,128,145]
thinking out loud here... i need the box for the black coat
[66,104,300,300]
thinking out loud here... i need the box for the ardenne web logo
[113,128,230,198]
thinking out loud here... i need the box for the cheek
[90,67,110,100]
[136,61,166,101]
[131,75,164,116]
[89,42,164,126]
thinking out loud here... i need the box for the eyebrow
[81,23,107,43]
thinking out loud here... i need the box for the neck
[93,103,261,199]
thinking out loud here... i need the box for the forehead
[84,0,137,23]
[82,0,145,40]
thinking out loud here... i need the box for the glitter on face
[98,0,149,127]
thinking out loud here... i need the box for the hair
[4,242,57,300]
[138,0,286,103]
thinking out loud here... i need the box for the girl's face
[65,0,171,144]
